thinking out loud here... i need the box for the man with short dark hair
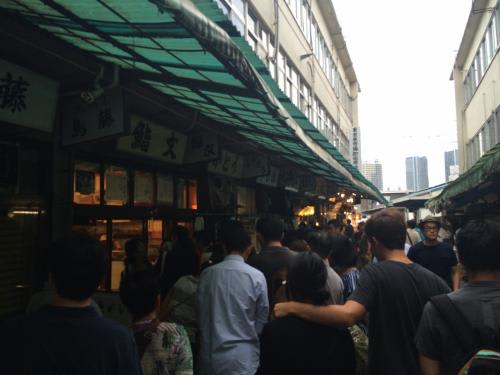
[326,219,343,236]
[416,219,500,375]
[198,221,268,375]
[1,233,142,375]
[408,216,459,290]
[248,215,296,307]
[344,219,354,239]
[274,208,450,375]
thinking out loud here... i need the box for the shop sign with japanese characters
[242,155,269,178]
[279,169,300,191]
[0,58,59,132]
[256,166,280,187]
[62,87,125,146]
[315,177,328,196]
[183,132,219,163]
[208,149,244,178]
[116,115,187,164]
[300,175,316,192]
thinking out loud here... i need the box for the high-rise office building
[444,150,459,182]
[361,161,383,191]
[406,156,429,192]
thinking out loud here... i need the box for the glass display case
[110,220,143,290]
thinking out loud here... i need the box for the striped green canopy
[0,0,385,202]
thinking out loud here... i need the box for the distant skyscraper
[444,150,459,182]
[406,156,429,191]
[361,161,383,191]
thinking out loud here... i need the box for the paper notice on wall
[134,173,154,205]
[75,170,95,195]
[105,173,127,201]
[157,174,174,205]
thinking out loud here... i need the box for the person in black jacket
[258,252,356,375]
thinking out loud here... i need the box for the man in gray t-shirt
[416,219,500,375]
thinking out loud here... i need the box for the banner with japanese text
[207,149,244,178]
[116,115,187,164]
[62,87,125,146]
[0,58,58,132]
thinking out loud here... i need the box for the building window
[464,4,500,105]
[300,82,311,119]
[496,107,500,144]
[496,6,500,47]
[277,51,285,91]
[215,0,229,15]
[231,0,245,18]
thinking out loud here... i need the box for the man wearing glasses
[408,216,460,290]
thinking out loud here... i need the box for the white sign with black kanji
[116,115,187,164]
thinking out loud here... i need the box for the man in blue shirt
[198,221,269,375]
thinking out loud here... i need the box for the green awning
[427,143,500,211]
[1,0,385,202]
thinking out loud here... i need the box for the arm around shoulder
[273,300,366,328]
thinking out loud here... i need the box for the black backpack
[430,294,500,374]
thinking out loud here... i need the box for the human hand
[273,302,295,319]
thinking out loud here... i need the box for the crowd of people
[1,208,500,375]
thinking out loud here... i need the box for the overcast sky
[333,0,472,191]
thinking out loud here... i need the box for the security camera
[80,87,104,105]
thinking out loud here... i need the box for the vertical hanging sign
[183,132,219,163]
[256,166,280,187]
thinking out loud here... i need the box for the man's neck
[264,241,282,248]
[53,295,91,308]
[228,251,248,260]
[467,271,500,283]
[380,249,412,264]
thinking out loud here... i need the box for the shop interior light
[297,205,315,216]
[8,210,44,218]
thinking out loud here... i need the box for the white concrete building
[361,162,383,191]
[215,0,360,165]
[452,0,500,173]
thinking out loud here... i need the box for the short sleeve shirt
[416,282,500,375]
[349,261,450,375]
[408,241,458,287]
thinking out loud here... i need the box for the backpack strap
[430,294,476,353]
